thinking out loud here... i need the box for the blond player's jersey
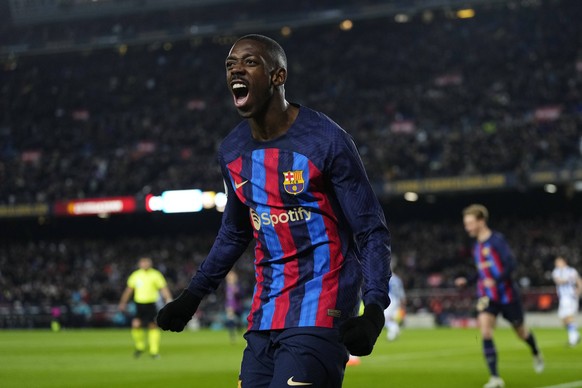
[127,269,167,304]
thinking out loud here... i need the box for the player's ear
[271,67,286,86]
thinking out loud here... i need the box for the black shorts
[135,303,158,325]
[477,297,525,326]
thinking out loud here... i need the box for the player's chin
[235,104,255,118]
[236,107,251,116]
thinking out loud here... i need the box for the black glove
[156,289,202,332]
[339,304,385,356]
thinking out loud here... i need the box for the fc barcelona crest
[283,170,305,195]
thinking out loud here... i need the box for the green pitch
[0,327,580,387]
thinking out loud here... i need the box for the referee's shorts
[135,303,158,325]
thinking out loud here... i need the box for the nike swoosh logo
[287,377,313,386]
[235,180,248,189]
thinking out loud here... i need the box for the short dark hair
[235,34,287,70]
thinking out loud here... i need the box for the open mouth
[232,82,249,107]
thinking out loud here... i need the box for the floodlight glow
[146,190,227,213]
[202,191,216,209]
[404,192,419,202]
[340,19,353,31]
[544,184,557,194]
[215,192,227,212]
[395,14,410,23]
[161,189,203,213]
[457,9,475,19]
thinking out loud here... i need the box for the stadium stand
[2,0,582,204]
[0,0,581,327]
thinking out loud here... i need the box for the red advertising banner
[54,196,136,216]
[534,105,562,122]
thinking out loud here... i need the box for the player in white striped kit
[384,272,405,341]
[552,256,581,346]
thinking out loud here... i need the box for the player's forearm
[497,256,516,282]
[161,287,172,303]
[359,228,392,309]
[187,174,252,298]
[187,230,250,298]
[119,288,132,306]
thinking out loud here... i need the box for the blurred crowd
[0,231,257,327]
[1,0,582,327]
[2,0,582,204]
[0,211,579,326]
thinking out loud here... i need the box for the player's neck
[250,100,298,141]
[477,227,492,242]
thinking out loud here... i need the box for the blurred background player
[118,257,172,359]
[225,270,243,343]
[50,306,62,332]
[456,204,543,388]
[385,270,406,341]
[552,256,581,346]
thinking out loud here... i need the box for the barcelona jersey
[473,231,518,304]
[188,105,391,330]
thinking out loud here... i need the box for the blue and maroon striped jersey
[188,105,391,330]
[473,231,518,304]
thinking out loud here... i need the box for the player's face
[225,39,277,118]
[139,258,152,270]
[463,214,483,238]
[226,271,238,284]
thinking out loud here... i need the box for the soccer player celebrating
[456,204,543,388]
[118,257,172,359]
[552,256,581,346]
[156,34,391,387]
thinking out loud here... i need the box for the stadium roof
[7,0,511,25]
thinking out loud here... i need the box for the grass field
[1,327,580,387]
